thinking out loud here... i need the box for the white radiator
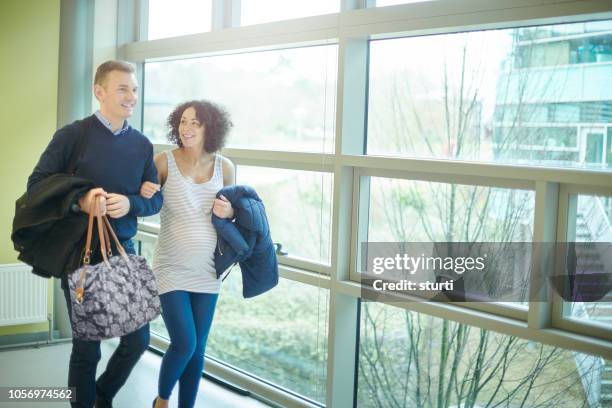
[0,264,49,326]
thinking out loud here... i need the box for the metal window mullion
[133,0,148,132]
[116,0,139,48]
[228,156,334,173]
[58,0,95,126]
[212,0,241,30]
[136,0,149,41]
[552,186,575,327]
[279,265,332,290]
[211,0,225,30]
[229,0,241,28]
[555,315,612,342]
[132,62,145,132]
[357,166,534,190]
[452,301,527,321]
[333,280,612,359]
[340,155,612,187]
[341,0,369,11]
[527,181,559,329]
[564,183,612,197]
[122,0,612,62]
[115,0,146,131]
[351,171,370,281]
[224,147,335,160]
[325,34,369,408]
[278,257,332,276]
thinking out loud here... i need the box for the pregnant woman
[141,100,234,408]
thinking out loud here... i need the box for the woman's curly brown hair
[166,100,232,153]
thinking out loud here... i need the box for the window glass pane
[208,274,329,403]
[147,0,212,40]
[240,0,339,26]
[364,177,534,305]
[237,166,333,264]
[144,45,337,152]
[367,20,612,170]
[359,302,606,407]
[564,194,612,329]
[367,177,534,242]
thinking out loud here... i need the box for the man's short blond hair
[94,60,136,86]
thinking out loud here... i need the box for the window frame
[552,183,612,341]
[113,0,612,406]
[350,166,535,321]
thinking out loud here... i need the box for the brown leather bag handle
[102,213,111,258]
[102,215,129,262]
[82,196,98,266]
[75,195,132,303]
[96,208,110,266]
[76,194,105,303]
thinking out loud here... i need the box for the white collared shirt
[94,110,129,136]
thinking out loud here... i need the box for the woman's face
[178,106,205,148]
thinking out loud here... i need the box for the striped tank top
[153,150,222,295]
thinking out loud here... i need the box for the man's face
[94,70,138,121]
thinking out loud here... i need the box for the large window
[358,302,606,408]
[130,3,612,407]
[367,21,612,170]
[143,45,337,152]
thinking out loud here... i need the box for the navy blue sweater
[27,115,162,241]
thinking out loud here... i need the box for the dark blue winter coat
[211,185,278,298]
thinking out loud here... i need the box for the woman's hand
[140,181,161,199]
[212,195,234,219]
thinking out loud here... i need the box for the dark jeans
[62,240,149,408]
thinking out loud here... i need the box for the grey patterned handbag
[68,196,160,340]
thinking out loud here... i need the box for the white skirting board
[0,263,49,326]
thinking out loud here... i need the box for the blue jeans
[62,240,149,408]
[158,290,218,408]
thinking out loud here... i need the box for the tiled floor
[0,340,271,408]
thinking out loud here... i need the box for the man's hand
[212,195,234,219]
[106,193,130,218]
[79,188,107,215]
[140,181,161,199]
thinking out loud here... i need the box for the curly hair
[166,100,232,153]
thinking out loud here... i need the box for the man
[27,60,162,408]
